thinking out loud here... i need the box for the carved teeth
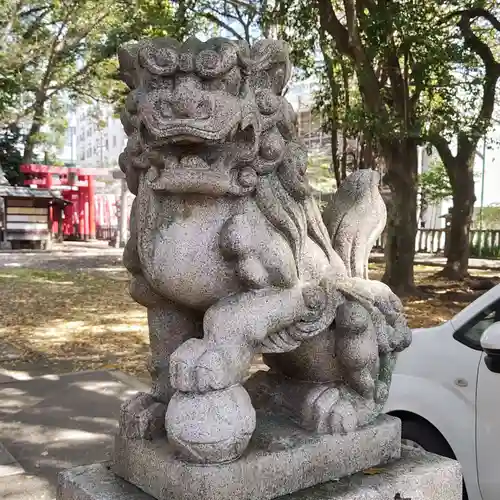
[180,155,209,170]
[229,123,240,140]
[146,166,160,182]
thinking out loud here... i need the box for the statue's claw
[328,399,358,434]
[119,392,167,440]
[170,338,253,393]
[301,384,358,434]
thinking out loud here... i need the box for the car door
[476,309,500,500]
[452,298,500,500]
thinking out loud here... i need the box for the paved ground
[0,241,124,275]
[0,369,147,499]
[2,241,499,273]
[0,243,146,498]
[370,252,500,270]
[0,241,497,498]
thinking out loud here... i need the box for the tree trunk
[381,139,419,296]
[22,99,45,164]
[439,163,475,280]
[341,134,348,177]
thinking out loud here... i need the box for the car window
[454,300,500,350]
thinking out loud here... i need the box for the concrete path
[0,241,123,275]
[0,370,148,499]
[370,252,500,271]
[1,241,499,273]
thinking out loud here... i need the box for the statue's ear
[249,39,292,94]
[118,42,140,90]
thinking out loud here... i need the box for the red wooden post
[88,174,96,239]
[78,177,85,240]
[46,172,55,237]
[83,184,89,241]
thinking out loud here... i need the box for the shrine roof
[0,185,68,203]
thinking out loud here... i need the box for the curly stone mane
[246,39,336,276]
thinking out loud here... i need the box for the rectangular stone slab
[57,447,462,500]
[111,414,401,500]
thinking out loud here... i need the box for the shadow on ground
[0,370,146,498]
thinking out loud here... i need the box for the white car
[385,283,500,500]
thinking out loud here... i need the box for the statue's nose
[169,83,203,118]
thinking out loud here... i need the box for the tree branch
[233,3,253,44]
[448,7,500,32]
[384,35,407,118]
[456,8,500,159]
[199,12,244,39]
[315,0,352,55]
[316,0,386,118]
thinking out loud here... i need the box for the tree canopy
[1,0,500,290]
[263,0,500,289]
[0,0,182,164]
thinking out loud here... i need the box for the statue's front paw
[170,339,252,392]
[390,317,412,352]
[119,392,166,440]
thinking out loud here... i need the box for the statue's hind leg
[258,282,411,435]
[257,300,380,435]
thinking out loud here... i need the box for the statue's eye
[139,43,178,76]
[203,68,241,94]
[147,76,173,92]
[196,50,221,78]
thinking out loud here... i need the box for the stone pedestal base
[112,414,400,500]
[57,448,462,500]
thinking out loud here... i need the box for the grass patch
[0,268,148,376]
[368,262,498,328]
[0,265,496,376]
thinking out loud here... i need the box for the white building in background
[417,146,445,230]
[54,121,77,166]
[418,128,500,230]
[74,104,127,170]
[285,78,318,111]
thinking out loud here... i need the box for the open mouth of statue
[150,119,258,168]
[142,107,258,149]
[162,119,249,145]
[147,121,259,196]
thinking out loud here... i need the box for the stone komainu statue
[117,36,411,464]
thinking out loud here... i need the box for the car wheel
[401,418,468,500]
[402,419,454,457]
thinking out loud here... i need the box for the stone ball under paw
[165,384,256,464]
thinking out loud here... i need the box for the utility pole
[69,126,75,165]
[478,136,487,256]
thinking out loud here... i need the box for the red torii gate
[20,164,101,240]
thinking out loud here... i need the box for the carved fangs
[229,123,240,140]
